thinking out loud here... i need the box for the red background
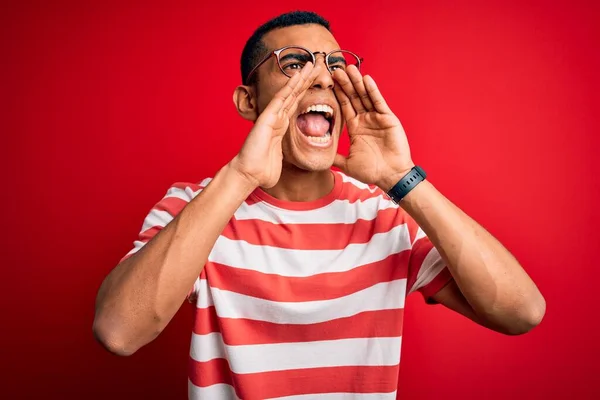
[2,0,599,398]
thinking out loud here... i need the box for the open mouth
[296,104,335,146]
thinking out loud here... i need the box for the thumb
[333,153,348,173]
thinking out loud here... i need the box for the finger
[346,65,374,112]
[333,80,356,121]
[265,62,315,116]
[363,75,392,114]
[333,67,366,114]
[281,63,323,116]
[333,153,348,173]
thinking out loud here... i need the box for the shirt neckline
[249,170,343,211]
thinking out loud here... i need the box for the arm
[93,165,255,356]
[331,66,545,335]
[395,179,546,335]
[93,63,322,356]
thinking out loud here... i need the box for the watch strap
[387,166,427,204]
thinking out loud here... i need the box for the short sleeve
[404,212,454,303]
[119,179,211,300]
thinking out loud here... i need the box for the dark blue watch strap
[387,166,427,204]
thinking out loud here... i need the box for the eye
[328,64,345,72]
[282,61,306,71]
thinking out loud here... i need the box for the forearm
[396,180,545,332]
[93,161,256,355]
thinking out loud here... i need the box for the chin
[291,155,335,172]
[283,130,340,172]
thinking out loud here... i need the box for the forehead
[261,24,340,53]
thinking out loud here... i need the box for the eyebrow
[327,55,347,65]
[279,52,313,63]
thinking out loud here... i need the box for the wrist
[383,164,428,205]
[224,157,260,195]
[376,164,415,192]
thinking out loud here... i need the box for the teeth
[303,104,334,119]
[306,132,332,144]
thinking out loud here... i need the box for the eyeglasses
[244,45,363,85]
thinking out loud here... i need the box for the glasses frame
[244,45,364,85]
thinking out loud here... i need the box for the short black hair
[241,11,331,85]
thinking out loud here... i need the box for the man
[93,11,545,399]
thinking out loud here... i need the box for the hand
[332,66,415,191]
[230,63,322,189]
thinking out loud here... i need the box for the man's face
[254,24,343,172]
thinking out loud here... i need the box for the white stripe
[236,195,398,224]
[190,334,402,374]
[141,209,173,231]
[410,246,446,293]
[207,279,406,324]
[164,187,194,202]
[165,178,211,200]
[190,332,226,362]
[414,226,427,245]
[209,223,411,277]
[197,177,213,189]
[123,179,207,262]
[269,392,397,400]
[195,279,214,308]
[338,172,379,193]
[124,241,144,257]
[188,381,239,400]
[141,179,212,232]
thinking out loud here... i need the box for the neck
[262,163,334,202]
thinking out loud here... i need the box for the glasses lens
[278,47,314,78]
[327,51,361,73]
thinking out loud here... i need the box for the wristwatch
[386,165,427,204]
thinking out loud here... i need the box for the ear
[233,85,258,122]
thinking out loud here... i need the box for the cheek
[256,76,288,112]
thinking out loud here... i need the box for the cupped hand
[231,63,323,188]
[332,65,415,191]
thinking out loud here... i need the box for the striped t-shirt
[123,170,453,399]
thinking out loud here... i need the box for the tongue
[297,113,330,137]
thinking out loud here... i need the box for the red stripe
[194,306,221,335]
[153,196,188,217]
[188,357,234,388]
[170,181,207,192]
[224,207,405,250]
[204,251,409,302]
[139,226,161,241]
[338,178,386,204]
[407,236,435,292]
[189,360,399,398]
[244,195,261,206]
[247,173,388,210]
[420,267,453,299]
[404,214,420,245]
[194,308,404,345]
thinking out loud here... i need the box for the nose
[311,54,334,90]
